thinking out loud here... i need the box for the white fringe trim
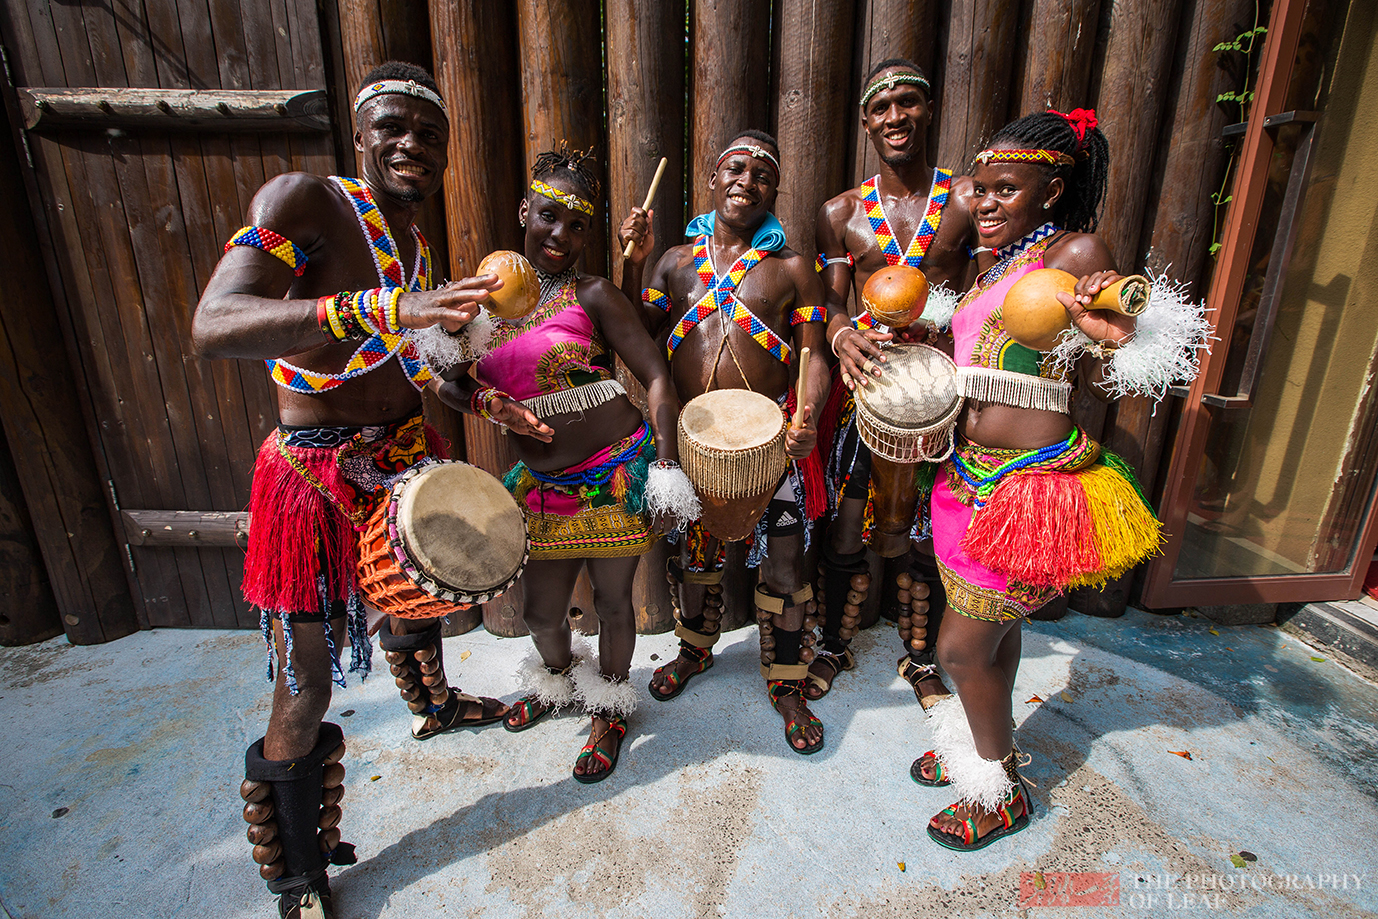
[411,308,496,371]
[1043,270,1213,401]
[572,656,638,718]
[514,638,589,708]
[645,464,702,530]
[957,367,1071,413]
[924,283,959,333]
[521,379,626,418]
[927,695,1014,811]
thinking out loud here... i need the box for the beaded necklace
[860,168,953,268]
[266,178,434,394]
[666,237,789,363]
[952,224,1060,320]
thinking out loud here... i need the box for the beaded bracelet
[650,459,680,470]
[471,386,510,423]
[318,295,341,340]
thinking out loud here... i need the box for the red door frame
[1141,0,1378,608]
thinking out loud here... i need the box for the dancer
[193,62,508,918]
[427,145,695,783]
[618,131,832,754]
[914,109,1207,850]
[811,58,976,705]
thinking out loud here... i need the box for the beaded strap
[973,148,1075,167]
[530,179,594,216]
[815,252,855,273]
[643,288,673,313]
[225,226,307,276]
[790,306,825,326]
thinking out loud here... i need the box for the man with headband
[193,61,509,919]
[810,59,977,710]
[618,131,833,755]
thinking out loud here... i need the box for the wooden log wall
[0,0,1268,637]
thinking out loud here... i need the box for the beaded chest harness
[862,168,952,268]
[265,177,434,394]
[667,237,788,363]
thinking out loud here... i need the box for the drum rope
[707,309,758,394]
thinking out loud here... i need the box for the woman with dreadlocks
[911,110,1208,849]
[423,145,698,782]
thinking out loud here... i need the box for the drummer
[812,59,976,706]
[430,144,695,783]
[193,61,507,919]
[618,131,833,755]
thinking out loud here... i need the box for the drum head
[680,389,784,450]
[396,463,526,593]
[855,344,959,429]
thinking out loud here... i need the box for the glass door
[1142,0,1378,607]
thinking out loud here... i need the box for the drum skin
[357,462,528,619]
[861,265,929,328]
[678,390,788,542]
[477,250,539,322]
[1002,268,1150,351]
[853,344,961,464]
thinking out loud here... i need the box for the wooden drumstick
[622,157,669,258]
[793,347,810,427]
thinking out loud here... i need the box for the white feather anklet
[927,695,1015,811]
[572,656,638,718]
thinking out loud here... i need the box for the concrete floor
[0,607,1375,919]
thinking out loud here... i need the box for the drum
[357,461,528,619]
[854,343,961,464]
[1002,268,1149,351]
[678,389,789,542]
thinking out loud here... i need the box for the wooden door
[0,0,342,627]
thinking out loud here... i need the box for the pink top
[951,237,1068,381]
[474,278,614,400]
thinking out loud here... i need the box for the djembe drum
[678,389,789,541]
[854,344,962,557]
[357,461,528,618]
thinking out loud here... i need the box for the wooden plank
[933,0,1021,170]
[1016,0,1102,114]
[0,423,64,646]
[123,509,249,546]
[774,0,857,256]
[688,0,773,217]
[1093,0,1187,270]
[1,0,69,87]
[606,0,686,286]
[0,94,137,644]
[516,0,608,276]
[427,0,524,279]
[849,0,938,185]
[19,88,333,132]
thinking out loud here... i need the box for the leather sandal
[503,695,555,733]
[413,690,508,740]
[767,679,824,755]
[910,749,951,787]
[897,656,952,712]
[649,645,713,701]
[804,647,854,700]
[573,715,628,784]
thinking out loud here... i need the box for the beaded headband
[716,143,780,176]
[973,148,1076,168]
[354,79,448,118]
[860,72,930,109]
[529,179,595,216]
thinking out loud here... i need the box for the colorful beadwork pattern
[860,168,952,269]
[643,287,674,312]
[790,305,825,326]
[859,71,931,109]
[530,179,594,216]
[955,226,1059,322]
[265,177,434,394]
[814,252,855,273]
[973,148,1075,167]
[666,237,790,364]
[225,226,308,276]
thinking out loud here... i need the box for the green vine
[1208,3,1267,257]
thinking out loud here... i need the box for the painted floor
[0,607,1375,919]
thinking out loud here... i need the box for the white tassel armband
[411,307,496,371]
[644,461,701,530]
[1043,270,1212,401]
[923,283,959,333]
[572,656,638,718]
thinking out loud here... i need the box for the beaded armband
[224,226,307,276]
[815,253,856,273]
[790,305,826,325]
[643,288,673,313]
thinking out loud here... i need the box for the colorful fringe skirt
[931,427,1162,623]
[504,422,656,560]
